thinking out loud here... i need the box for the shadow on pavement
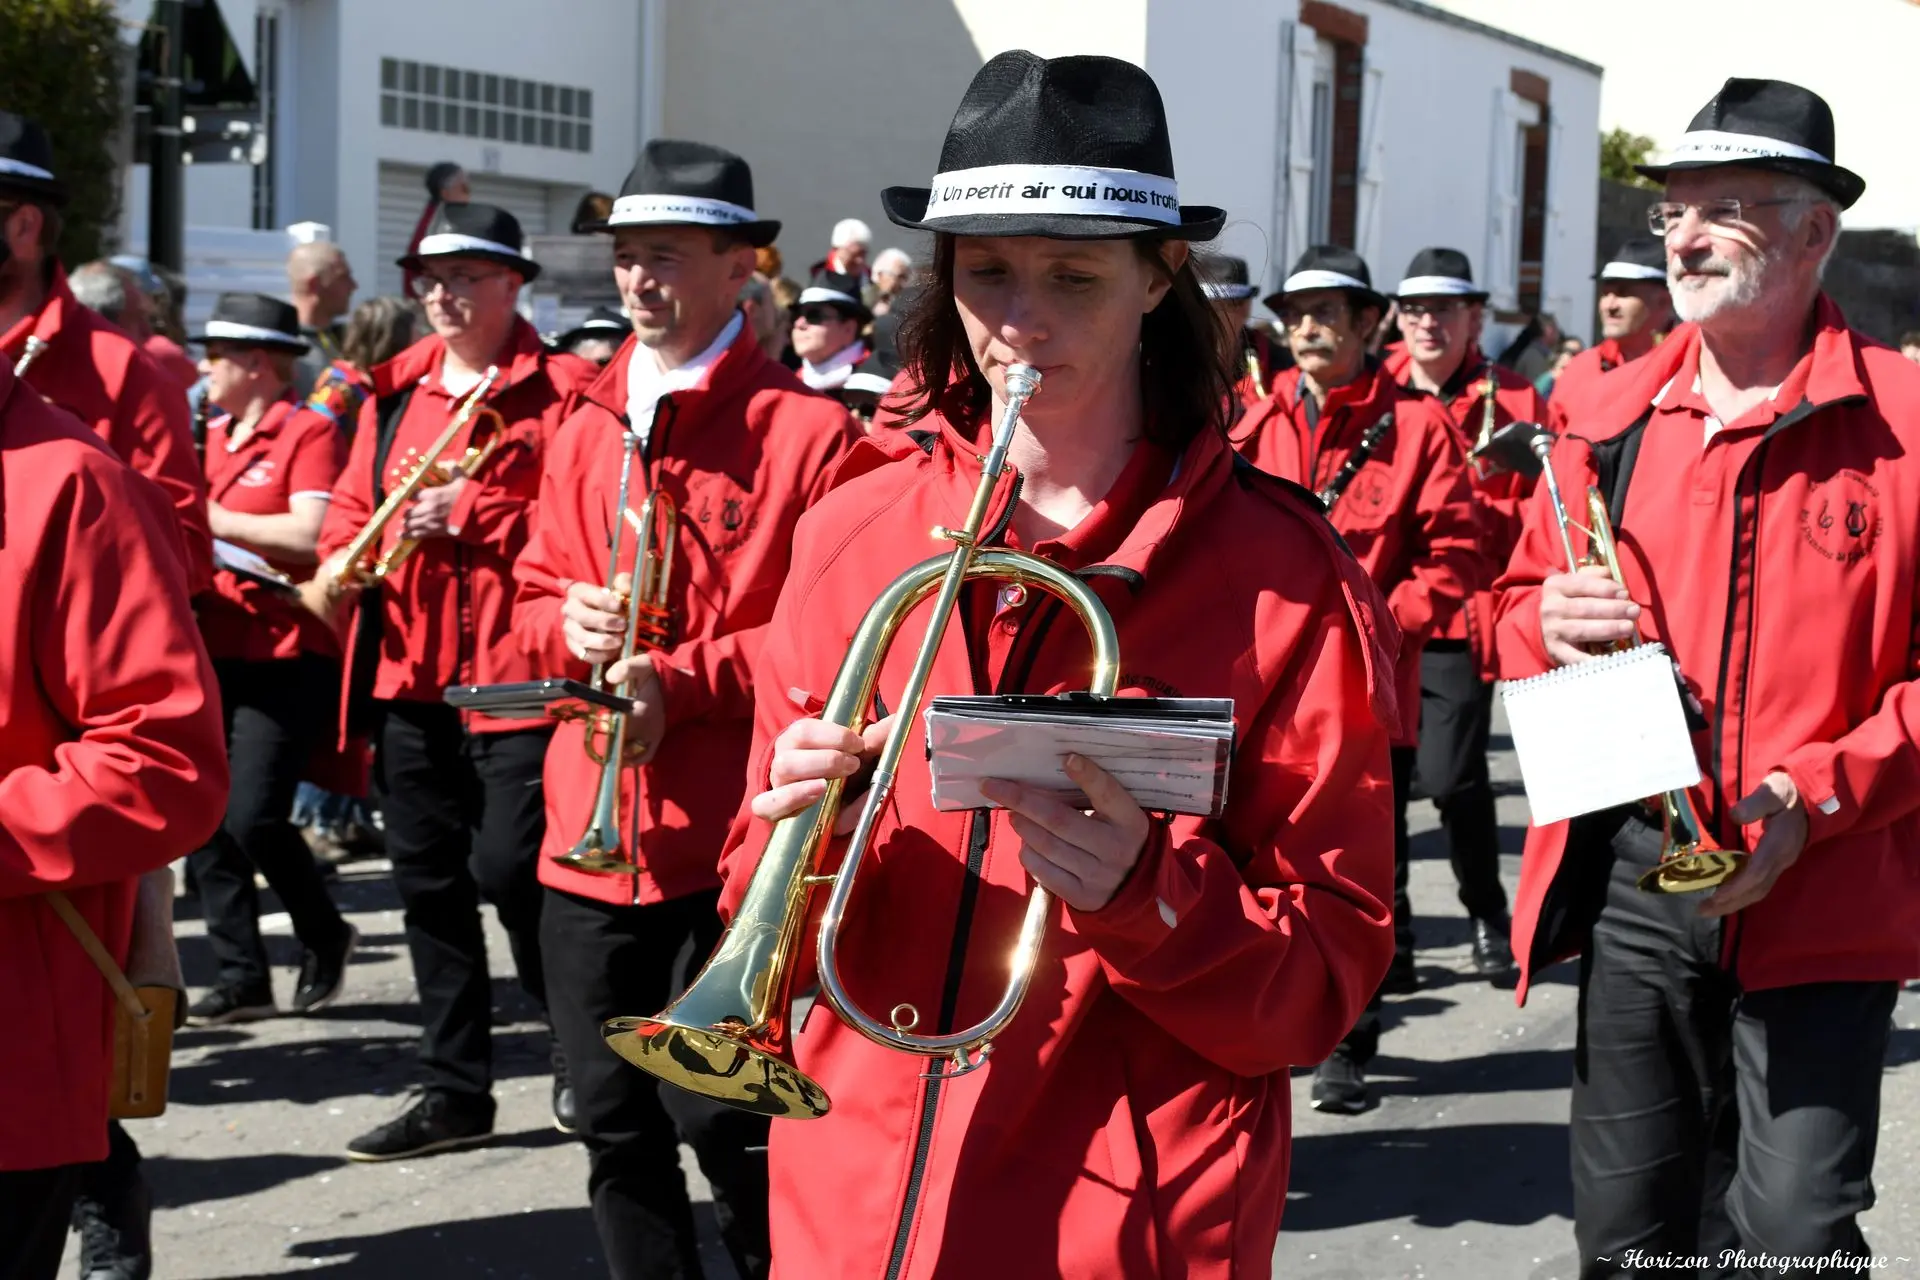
[237,1207,608,1278]
[170,1025,555,1107]
[147,1152,346,1208]
[1285,1120,1572,1231]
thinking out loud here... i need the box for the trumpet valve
[932,525,973,547]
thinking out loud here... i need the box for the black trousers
[188,655,351,991]
[1572,816,1896,1278]
[380,700,552,1099]
[1411,640,1509,923]
[0,1163,80,1280]
[542,886,770,1280]
[1341,744,1416,1065]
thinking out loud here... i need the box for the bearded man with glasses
[1496,79,1920,1274]
[310,202,599,1162]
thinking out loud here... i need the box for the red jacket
[717,411,1398,1279]
[1,265,212,594]
[1233,362,1482,742]
[1546,334,1666,431]
[1383,349,1545,668]
[317,321,596,735]
[1497,298,1920,1001]
[0,361,228,1171]
[143,333,200,392]
[513,325,861,906]
[200,397,349,662]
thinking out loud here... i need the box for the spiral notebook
[1498,643,1702,826]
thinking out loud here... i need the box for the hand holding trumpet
[562,574,665,765]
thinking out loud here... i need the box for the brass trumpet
[550,428,678,876]
[1529,434,1746,896]
[603,365,1121,1120]
[333,366,503,590]
[1470,374,1500,477]
[13,335,47,378]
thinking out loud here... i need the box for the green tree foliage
[0,0,126,263]
[1600,127,1660,190]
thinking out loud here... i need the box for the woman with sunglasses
[713,52,1397,1278]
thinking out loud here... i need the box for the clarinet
[1317,411,1395,510]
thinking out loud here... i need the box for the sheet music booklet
[924,694,1236,818]
[1498,643,1702,826]
[213,539,297,595]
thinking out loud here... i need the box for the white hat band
[0,156,56,181]
[1202,282,1258,300]
[607,193,759,228]
[418,232,525,259]
[203,320,300,344]
[1658,129,1832,167]
[1396,275,1481,297]
[1282,269,1371,294]
[921,164,1181,225]
[844,371,893,395]
[798,286,862,310]
[1599,262,1668,282]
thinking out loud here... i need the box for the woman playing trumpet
[715,52,1397,1278]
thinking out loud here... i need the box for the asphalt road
[122,718,1919,1279]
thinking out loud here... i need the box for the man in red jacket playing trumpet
[1496,78,1920,1272]
[512,140,860,1280]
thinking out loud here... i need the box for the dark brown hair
[893,233,1234,450]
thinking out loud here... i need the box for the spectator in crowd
[106,255,199,391]
[67,260,149,340]
[869,246,913,315]
[1502,311,1562,383]
[1901,331,1920,364]
[287,241,359,395]
[818,216,871,280]
[1535,336,1587,397]
[570,190,614,234]
[739,274,787,361]
[788,269,870,400]
[550,305,628,367]
[402,162,472,299]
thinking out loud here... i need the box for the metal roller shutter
[375,162,555,297]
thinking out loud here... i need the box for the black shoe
[292,923,358,1014]
[185,984,276,1026]
[346,1090,495,1162]
[1310,1051,1370,1115]
[1380,948,1419,995]
[72,1179,152,1280]
[1471,917,1517,981]
[551,1039,579,1135]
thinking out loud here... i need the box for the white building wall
[1429,0,1917,230]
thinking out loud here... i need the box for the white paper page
[925,711,1231,818]
[1498,643,1703,826]
[213,539,295,588]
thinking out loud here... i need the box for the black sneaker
[71,1177,152,1280]
[551,1038,579,1136]
[346,1090,495,1162]
[186,984,276,1026]
[1380,949,1419,995]
[1471,917,1517,981]
[1310,1051,1370,1116]
[292,923,359,1014]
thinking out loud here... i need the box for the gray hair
[738,274,772,309]
[69,261,133,324]
[1770,173,1843,280]
[873,247,912,276]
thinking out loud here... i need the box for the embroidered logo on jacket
[1800,470,1881,564]
[237,460,277,488]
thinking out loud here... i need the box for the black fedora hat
[188,292,309,353]
[882,51,1223,241]
[396,202,541,281]
[0,111,67,205]
[1635,78,1864,210]
[1199,255,1259,301]
[1595,235,1668,283]
[587,139,781,248]
[1394,247,1489,302]
[1262,245,1387,314]
[795,269,872,325]
[553,305,630,350]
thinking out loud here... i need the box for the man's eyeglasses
[1647,198,1803,235]
[409,268,506,300]
[1276,302,1350,331]
[1398,299,1469,322]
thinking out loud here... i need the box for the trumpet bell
[603,1016,830,1120]
[549,849,642,876]
[1635,848,1748,894]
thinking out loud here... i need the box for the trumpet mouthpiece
[1004,364,1042,401]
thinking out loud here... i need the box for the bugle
[550,428,678,876]
[602,364,1121,1120]
[1528,432,1746,896]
